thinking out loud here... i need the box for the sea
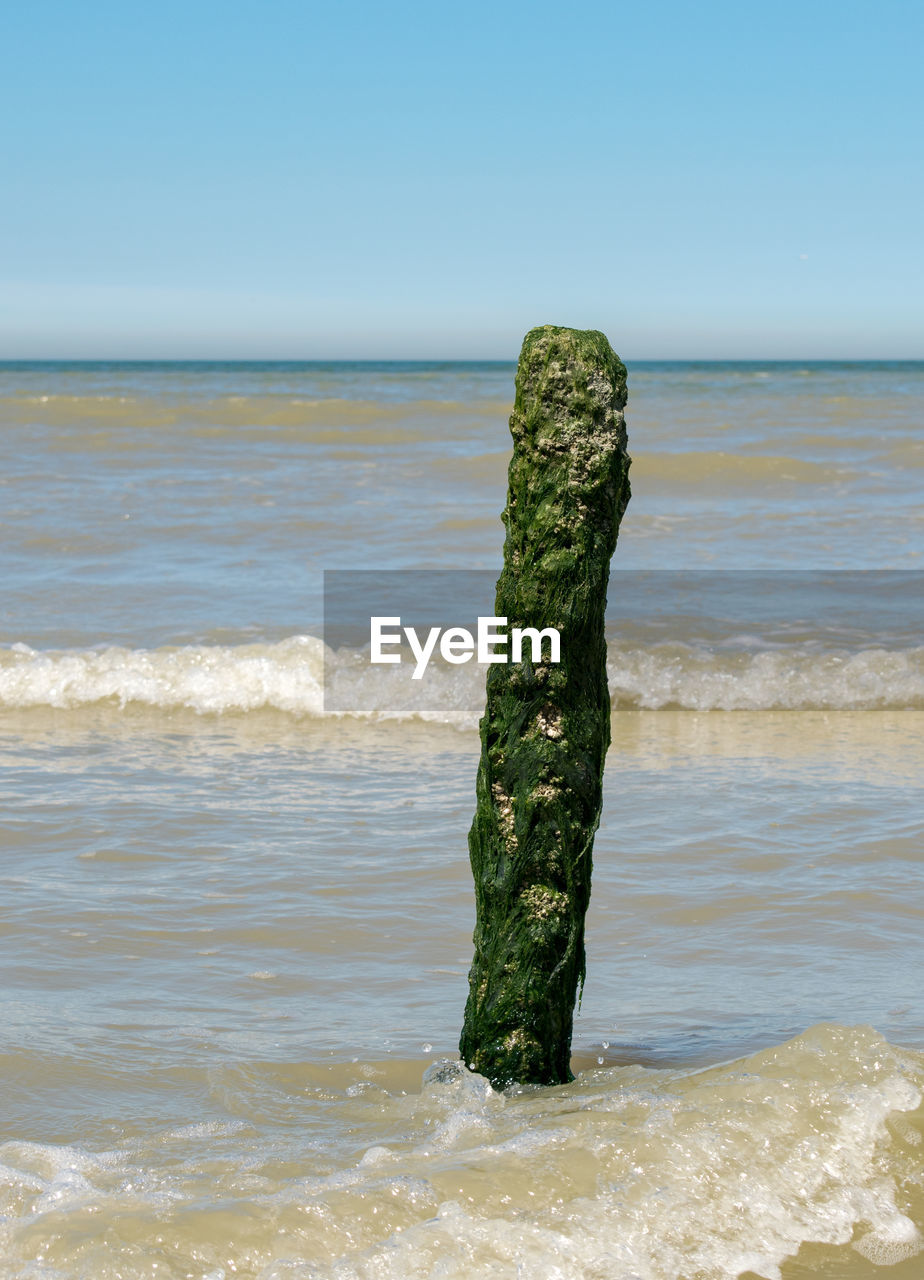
[0,359,922,1279]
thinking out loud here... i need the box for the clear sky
[2,0,922,359]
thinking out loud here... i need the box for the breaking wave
[2,637,922,724]
[0,1026,921,1279]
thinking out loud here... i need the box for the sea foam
[2,637,923,723]
[0,1026,920,1280]
[0,637,325,716]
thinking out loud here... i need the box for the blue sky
[2,0,921,358]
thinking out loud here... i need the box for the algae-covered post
[459,325,631,1088]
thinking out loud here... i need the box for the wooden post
[459,326,631,1088]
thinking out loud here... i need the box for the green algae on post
[459,325,631,1089]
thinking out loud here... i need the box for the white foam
[1,637,922,722]
[0,636,325,715]
[0,1028,921,1279]
[286,1028,924,1280]
[607,644,924,711]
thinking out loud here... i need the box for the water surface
[1,361,922,1279]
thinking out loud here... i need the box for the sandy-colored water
[1,360,922,1278]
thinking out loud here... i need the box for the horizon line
[1,355,922,365]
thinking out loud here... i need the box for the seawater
[1,361,922,1279]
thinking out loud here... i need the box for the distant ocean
[1,360,922,1279]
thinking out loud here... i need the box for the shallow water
[1,361,922,1278]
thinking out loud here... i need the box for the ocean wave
[0,637,326,716]
[0,1025,920,1279]
[607,644,924,711]
[2,637,923,722]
